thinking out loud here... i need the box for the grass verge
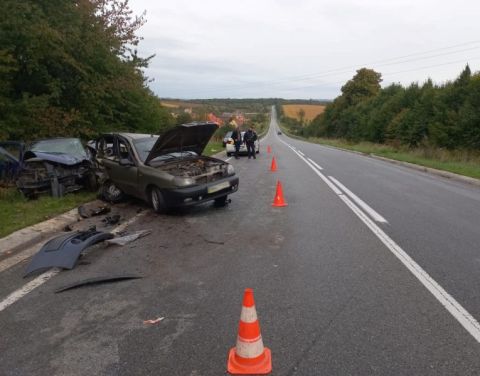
[0,188,96,238]
[204,141,224,156]
[279,125,480,180]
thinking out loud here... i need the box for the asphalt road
[1,108,480,375]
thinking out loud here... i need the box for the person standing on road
[231,125,242,159]
[244,126,258,159]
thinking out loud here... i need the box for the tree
[0,0,172,141]
[340,68,382,106]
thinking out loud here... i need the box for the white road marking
[279,139,342,195]
[226,157,232,162]
[307,158,323,170]
[0,269,60,313]
[280,137,480,343]
[0,211,145,313]
[339,193,480,343]
[329,176,388,223]
[297,150,305,157]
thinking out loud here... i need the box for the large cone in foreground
[227,288,272,374]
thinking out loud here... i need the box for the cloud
[130,0,480,99]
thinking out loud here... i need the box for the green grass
[204,141,224,156]
[279,124,480,180]
[0,188,96,238]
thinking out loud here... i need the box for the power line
[178,40,480,95]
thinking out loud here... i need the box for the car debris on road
[55,274,143,293]
[106,229,151,246]
[24,226,113,278]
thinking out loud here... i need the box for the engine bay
[160,157,228,182]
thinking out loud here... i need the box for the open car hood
[145,122,219,165]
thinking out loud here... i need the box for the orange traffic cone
[272,180,287,207]
[228,288,272,375]
[270,157,277,172]
[267,145,271,154]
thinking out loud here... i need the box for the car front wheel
[150,187,167,214]
[102,180,125,203]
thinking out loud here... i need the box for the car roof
[103,133,157,140]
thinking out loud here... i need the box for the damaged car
[0,141,24,184]
[96,122,239,213]
[16,138,96,198]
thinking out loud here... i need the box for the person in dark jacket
[244,126,258,159]
[231,125,242,159]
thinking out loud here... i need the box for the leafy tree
[0,0,172,141]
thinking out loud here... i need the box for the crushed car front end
[16,138,96,198]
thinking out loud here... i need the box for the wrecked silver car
[96,122,239,213]
[16,138,96,198]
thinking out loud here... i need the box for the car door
[99,136,139,196]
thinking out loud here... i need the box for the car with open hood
[95,122,239,213]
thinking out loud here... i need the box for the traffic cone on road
[267,145,272,154]
[270,157,277,172]
[227,288,272,375]
[272,180,287,207]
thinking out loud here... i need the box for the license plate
[208,181,230,194]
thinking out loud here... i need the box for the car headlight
[173,177,196,187]
[227,164,235,175]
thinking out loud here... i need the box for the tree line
[297,66,480,150]
[0,0,172,141]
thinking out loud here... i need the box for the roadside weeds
[278,126,480,187]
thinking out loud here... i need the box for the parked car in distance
[225,131,260,157]
[222,131,233,147]
[277,131,282,135]
[15,138,96,198]
[96,122,239,213]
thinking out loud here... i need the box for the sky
[129,0,480,99]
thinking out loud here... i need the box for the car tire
[150,186,167,214]
[214,195,228,207]
[226,152,232,157]
[101,180,125,203]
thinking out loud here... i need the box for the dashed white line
[280,137,480,344]
[226,157,232,162]
[297,150,305,157]
[329,176,388,223]
[0,211,145,312]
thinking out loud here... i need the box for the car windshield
[224,131,232,139]
[133,136,198,163]
[132,136,159,162]
[29,138,87,158]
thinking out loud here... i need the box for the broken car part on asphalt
[24,226,113,278]
[105,230,151,246]
[95,122,239,213]
[78,203,111,219]
[55,274,142,293]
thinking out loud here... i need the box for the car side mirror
[119,158,134,166]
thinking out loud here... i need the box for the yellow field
[161,100,202,108]
[282,104,326,122]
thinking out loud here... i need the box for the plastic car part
[55,274,142,293]
[24,227,113,278]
